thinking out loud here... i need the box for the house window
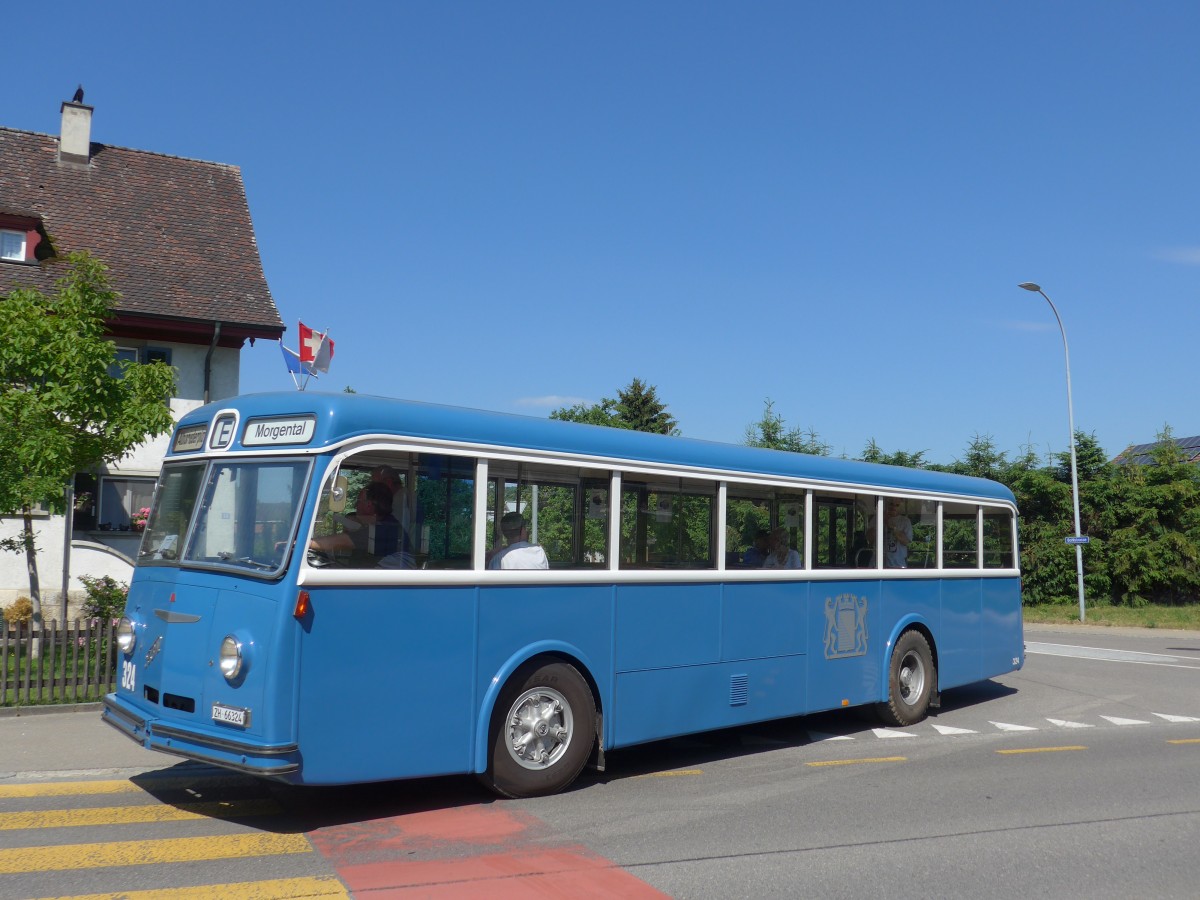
[0,229,26,261]
[107,347,170,379]
[108,348,140,379]
[98,476,156,532]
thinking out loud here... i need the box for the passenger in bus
[762,526,801,568]
[488,512,550,570]
[742,529,770,567]
[371,465,417,552]
[311,482,400,565]
[875,499,912,568]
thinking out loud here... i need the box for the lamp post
[1018,282,1086,622]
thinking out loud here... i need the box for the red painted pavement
[309,804,669,898]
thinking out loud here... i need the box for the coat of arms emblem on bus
[824,593,869,659]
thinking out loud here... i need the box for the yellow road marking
[0,775,249,800]
[996,746,1087,755]
[0,832,311,875]
[1167,738,1200,745]
[641,769,704,777]
[806,756,906,767]
[0,798,282,831]
[0,780,145,799]
[33,875,350,900]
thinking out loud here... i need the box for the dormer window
[0,229,25,262]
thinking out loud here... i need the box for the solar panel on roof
[1114,435,1200,466]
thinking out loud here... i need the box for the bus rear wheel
[481,660,595,799]
[876,630,934,727]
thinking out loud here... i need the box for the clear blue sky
[9,2,1199,464]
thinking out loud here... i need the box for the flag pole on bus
[280,322,335,391]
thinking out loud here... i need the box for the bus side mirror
[329,475,348,513]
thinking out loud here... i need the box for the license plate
[212,703,250,727]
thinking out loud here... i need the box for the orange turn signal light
[294,590,310,619]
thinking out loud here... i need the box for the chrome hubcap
[505,686,573,770]
[898,650,926,706]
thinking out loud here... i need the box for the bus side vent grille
[729,674,749,707]
[162,693,196,713]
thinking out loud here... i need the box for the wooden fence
[1,619,117,707]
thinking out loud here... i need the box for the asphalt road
[511,623,1200,898]
[2,623,1198,898]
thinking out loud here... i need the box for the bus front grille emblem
[824,593,868,659]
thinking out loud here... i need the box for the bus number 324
[120,660,136,692]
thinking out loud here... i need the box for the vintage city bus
[103,392,1023,797]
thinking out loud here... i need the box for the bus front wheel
[877,630,934,727]
[482,660,596,799]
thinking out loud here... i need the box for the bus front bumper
[102,694,301,779]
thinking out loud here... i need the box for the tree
[744,400,829,455]
[615,378,678,435]
[551,378,678,435]
[860,439,928,469]
[1106,428,1200,605]
[949,433,1007,481]
[550,398,625,429]
[0,253,177,627]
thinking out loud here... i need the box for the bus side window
[620,478,715,570]
[486,461,611,569]
[982,508,1014,568]
[906,501,937,569]
[943,501,979,568]
[726,493,771,567]
[813,493,858,569]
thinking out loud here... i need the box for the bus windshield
[139,458,311,575]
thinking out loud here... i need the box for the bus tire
[876,630,934,727]
[481,660,596,799]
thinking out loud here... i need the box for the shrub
[3,596,34,624]
[79,575,129,620]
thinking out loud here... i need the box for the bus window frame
[296,438,1021,584]
[147,455,314,580]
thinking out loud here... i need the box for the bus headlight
[218,635,244,682]
[116,617,136,655]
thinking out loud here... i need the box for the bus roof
[174,391,1015,504]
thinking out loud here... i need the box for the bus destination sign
[242,416,317,447]
[172,424,208,453]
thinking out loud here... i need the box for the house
[1112,435,1200,467]
[0,95,284,615]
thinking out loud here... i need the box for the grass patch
[1023,603,1200,631]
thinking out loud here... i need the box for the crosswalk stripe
[871,728,917,739]
[1045,718,1093,729]
[31,875,350,900]
[0,798,282,831]
[1100,715,1150,726]
[930,724,977,735]
[0,832,312,875]
[1153,713,1200,723]
[990,721,1037,732]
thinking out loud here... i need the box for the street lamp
[1018,282,1086,622]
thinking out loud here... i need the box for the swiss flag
[298,322,334,374]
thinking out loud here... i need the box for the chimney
[59,99,94,164]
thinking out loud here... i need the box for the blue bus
[103,392,1023,797]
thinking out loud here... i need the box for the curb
[0,702,103,719]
